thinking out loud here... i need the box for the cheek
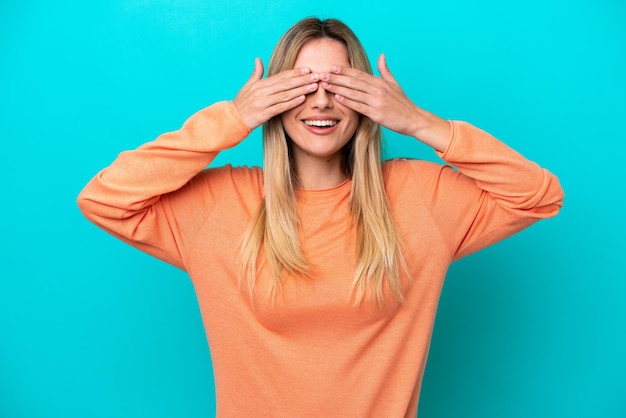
[280,109,292,125]
[280,110,297,135]
[344,111,360,136]
[334,101,359,131]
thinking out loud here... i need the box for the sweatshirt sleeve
[429,121,564,260]
[77,101,252,269]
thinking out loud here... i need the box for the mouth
[303,119,338,128]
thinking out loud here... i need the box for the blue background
[1,0,625,417]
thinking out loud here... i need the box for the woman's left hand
[321,54,451,151]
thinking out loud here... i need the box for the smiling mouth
[303,120,338,128]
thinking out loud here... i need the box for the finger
[259,71,319,97]
[270,66,312,81]
[321,81,371,106]
[267,81,319,105]
[378,54,398,84]
[257,82,319,120]
[255,57,265,79]
[321,73,371,95]
[243,58,264,87]
[334,93,375,118]
[329,64,374,82]
[322,67,377,93]
[265,94,308,117]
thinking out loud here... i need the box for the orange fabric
[78,101,563,417]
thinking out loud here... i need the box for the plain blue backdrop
[1,0,625,417]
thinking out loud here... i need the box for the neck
[294,157,348,189]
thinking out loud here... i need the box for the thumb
[244,57,264,86]
[378,54,397,84]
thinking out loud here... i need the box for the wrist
[412,109,452,153]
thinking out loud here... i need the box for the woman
[78,17,563,418]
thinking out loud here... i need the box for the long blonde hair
[240,18,406,304]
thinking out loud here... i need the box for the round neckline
[295,177,351,193]
[295,178,352,203]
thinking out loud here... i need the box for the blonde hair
[240,18,406,304]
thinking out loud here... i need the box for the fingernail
[321,73,330,81]
[332,65,341,73]
[335,94,344,101]
[308,83,318,90]
[300,67,310,75]
[310,73,319,81]
[322,82,331,89]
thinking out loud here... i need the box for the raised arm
[77,102,251,268]
[321,55,563,258]
[429,120,563,259]
[78,61,321,268]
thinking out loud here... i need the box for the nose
[308,83,333,109]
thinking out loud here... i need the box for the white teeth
[303,120,337,127]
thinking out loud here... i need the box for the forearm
[439,121,563,215]
[410,107,452,153]
[77,101,250,226]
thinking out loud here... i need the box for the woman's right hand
[233,58,320,130]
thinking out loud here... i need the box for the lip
[301,115,341,121]
[301,118,341,135]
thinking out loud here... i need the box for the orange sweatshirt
[77,102,563,417]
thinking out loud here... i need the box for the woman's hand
[320,54,452,152]
[233,58,320,130]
